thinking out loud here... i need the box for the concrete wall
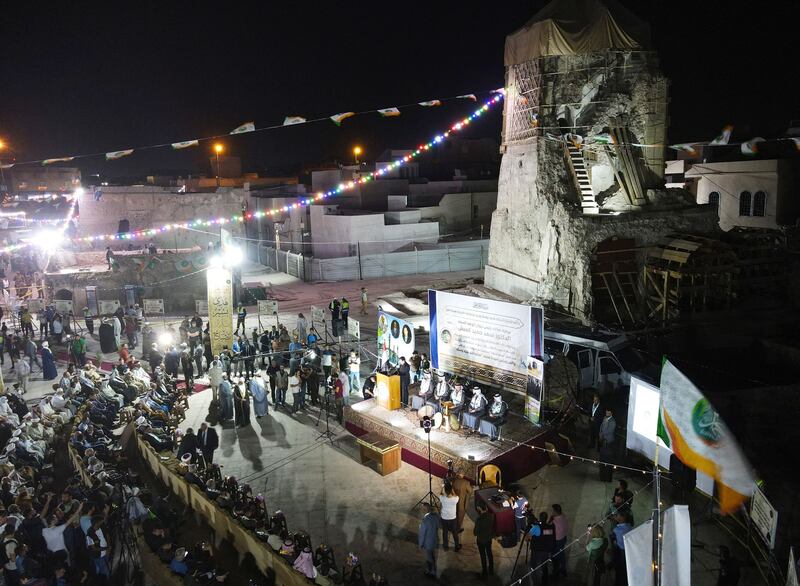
[418,192,497,234]
[77,186,246,250]
[688,160,784,232]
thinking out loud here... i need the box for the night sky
[1,1,798,179]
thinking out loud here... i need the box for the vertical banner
[525,356,544,424]
[623,519,654,586]
[662,504,692,586]
[787,547,798,586]
[207,227,235,357]
[348,318,361,340]
[428,289,543,393]
[376,311,415,367]
[207,266,233,358]
[751,486,778,550]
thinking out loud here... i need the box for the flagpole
[653,432,662,586]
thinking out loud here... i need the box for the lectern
[376,373,401,410]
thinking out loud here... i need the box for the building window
[708,191,720,209]
[739,191,752,216]
[117,219,130,233]
[752,191,767,217]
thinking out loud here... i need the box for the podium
[376,373,401,410]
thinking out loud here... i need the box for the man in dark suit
[198,422,219,465]
[589,394,604,448]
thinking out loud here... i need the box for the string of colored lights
[68,94,504,244]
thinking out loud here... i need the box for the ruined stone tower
[485,0,718,324]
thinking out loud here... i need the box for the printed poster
[377,311,415,367]
[143,298,164,315]
[525,356,544,424]
[428,289,543,393]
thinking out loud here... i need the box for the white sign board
[311,305,325,323]
[751,486,778,550]
[348,318,360,340]
[258,299,278,315]
[195,300,208,315]
[54,300,73,314]
[27,299,42,312]
[143,298,164,315]
[99,300,120,315]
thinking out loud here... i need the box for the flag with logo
[709,125,733,145]
[741,137,766,155]
[378,107,401,117]
[105,149,133,161]
[283,116,306,126]
[656,360,755,514]
[42,157,75,165]
[670,143,699,157]
[230,122,255,134]
[418,100,441,107]
[171,140,199,150]
[330,112,355,126]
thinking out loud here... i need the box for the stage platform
[344,397,563,483]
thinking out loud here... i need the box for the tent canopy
[505,0,651,66]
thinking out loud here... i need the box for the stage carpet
[344,398,563,484]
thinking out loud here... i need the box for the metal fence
[246,240,489,281]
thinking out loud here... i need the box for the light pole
[353,146,362,165]
[213,143,224,188]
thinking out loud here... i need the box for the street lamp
[213,143,224,188]
[353,146,362,165]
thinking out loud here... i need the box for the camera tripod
[315,385,336,444]
[413,420,438,509]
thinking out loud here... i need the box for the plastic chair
[479,464,502,488]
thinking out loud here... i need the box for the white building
[685,159,800,232]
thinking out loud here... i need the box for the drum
[417,405,435,419]
[449,413,461,431]
[432,412,443,429]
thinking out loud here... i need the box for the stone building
[485,0,719,324]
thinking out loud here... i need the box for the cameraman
[527,511,555,585]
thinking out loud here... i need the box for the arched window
[752,191,767,217]
[708,191,720,210]
[739,191,752,216]
[117,219,130,233]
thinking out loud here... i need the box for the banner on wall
[376,311,415,367]
[428,290,543,393]
[143,299,164,315]
[54,300,73,314]
[99,300,120,315]
[525,356,544,424]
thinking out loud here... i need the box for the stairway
[564,143,599,214]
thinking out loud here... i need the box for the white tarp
[504,0,650,65]
[623,519,653,586]
[662,505,691,586]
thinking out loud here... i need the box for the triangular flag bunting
[418,100,441,107]
[230,122,256,134]
[42,157,75,165]
[457,94,477,101]
[790,137,800,151]
[0,164,14,170]
[741,137,766,155]
[378,107,401,117]
[657,360,755,514]
[670,143,699,157]
[330,112,355,126]
[105,149,134,161]
[491,87,505,95]
[283,116,307,126]
[590,133,614,145]
[709,125,733,145]
[171,140,199,150]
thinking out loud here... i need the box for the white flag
[662,505,691,586]
[623,520,653,586]
[283,116,306,126]
[105,149,133,161]
[171,140,199,150]
[741,137,766,155]
[709,125,733,145]
[230,122,255,134]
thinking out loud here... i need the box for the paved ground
[2,268,756,584]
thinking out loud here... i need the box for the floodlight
[158,333,173,347]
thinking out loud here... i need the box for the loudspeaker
[332,318,345,337]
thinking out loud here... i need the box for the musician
[461,387,487,432]
[479,394,509,441]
